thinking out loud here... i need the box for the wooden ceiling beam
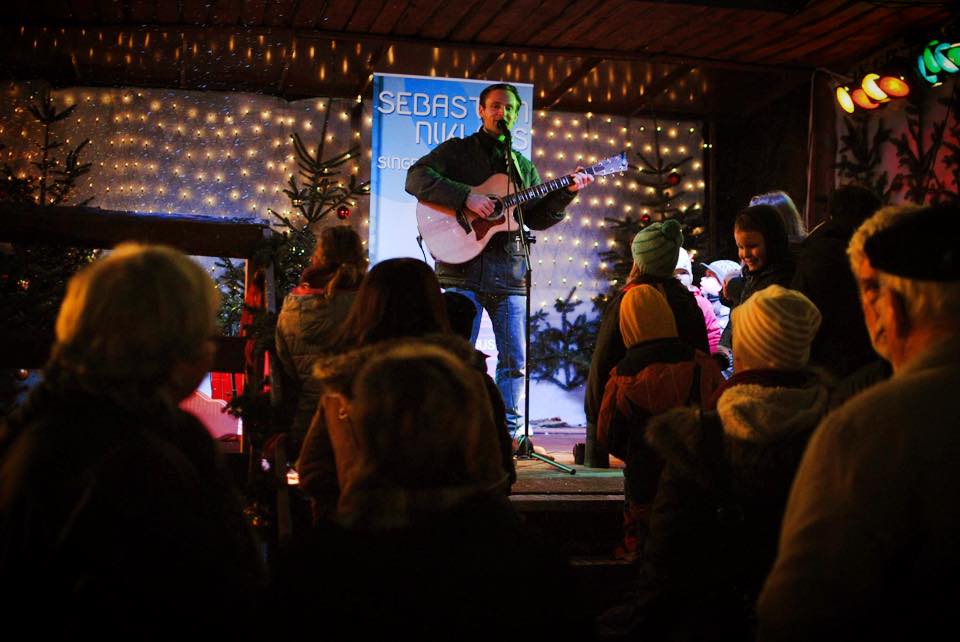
[741,69,811,117]
[470,52,503,78]
[631,65,695,116]
[541,57,603,109]
[15,20,814,73]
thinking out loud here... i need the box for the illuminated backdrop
[1,80,705,422]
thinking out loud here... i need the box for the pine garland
[529,287,599,391]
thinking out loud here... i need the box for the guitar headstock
[591,152,629,177]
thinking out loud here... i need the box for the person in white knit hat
[731,284,822,372]
[599,284,830,639]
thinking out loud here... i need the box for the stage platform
[508,427,624,558]
[508,425,635,619]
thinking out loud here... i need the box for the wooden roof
[0,1,954,116]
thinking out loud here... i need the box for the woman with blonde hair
[0,244,261,637]
[275,225,366,453]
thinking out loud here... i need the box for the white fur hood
[716,382,829,443]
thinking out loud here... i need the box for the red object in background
[850,88,880,110]
[180,390,240,439]
[336,205,351,220]
[667,172,682,186]
[640,213,652,225]
[210,372,245,401]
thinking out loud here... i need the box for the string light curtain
[1,81,705,309]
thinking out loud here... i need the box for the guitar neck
[502,166,599,209]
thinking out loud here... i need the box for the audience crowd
[1,187,957,640]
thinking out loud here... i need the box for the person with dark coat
[585,219,709,467]
[272,342,584,638]
[719,204,796,355]
[296,258,514,522]
[791,184,882,377]
[274,225,366,455]
[758,206,960,642]
[597,285,723,560]
[0,244,263,637]
[598,285,827,641]
[405,82,593,440]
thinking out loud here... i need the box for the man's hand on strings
[466,193,497,218]
[566,167,595,192]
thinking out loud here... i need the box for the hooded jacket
[296,334,515,522]
[621,369,828,640]
[585,277,710,429]
[274,284,358,447]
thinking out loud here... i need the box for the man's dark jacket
[792,219,875,377]
[405,129,574,295]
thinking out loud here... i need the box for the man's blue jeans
[446,288,526,437]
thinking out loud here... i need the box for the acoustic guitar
[416,152,627,264]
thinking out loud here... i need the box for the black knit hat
[865,206,959,281]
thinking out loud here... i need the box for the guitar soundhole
[488,195,504,220]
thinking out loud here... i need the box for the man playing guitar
[405,82,593,440]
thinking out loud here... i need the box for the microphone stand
[500,120,576,476]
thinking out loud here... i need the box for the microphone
[497,119,512,143]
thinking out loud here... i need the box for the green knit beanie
[631,219,684,278]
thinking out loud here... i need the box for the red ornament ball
[640,214,652,225]
[666,172,682,186]
[15,369,29,381]
[336,205,351,220]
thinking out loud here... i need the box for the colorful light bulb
[933,42,960,74]
[923,41,943,74]
[918,53,940,85]
[836,86,855,113]
[878,76,910,98]
[850,88,879,110]
[933,42,959,73]
[861,73,888,101]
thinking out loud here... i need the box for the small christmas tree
[598,122,701,303]
[1,88,94,415]
[529,287,599,391]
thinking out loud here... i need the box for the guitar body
[415,173,518,265]
[415,152,626,265]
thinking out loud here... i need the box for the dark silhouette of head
[443,291,478,340]
[828,184,882,233]
[338,258,451,347]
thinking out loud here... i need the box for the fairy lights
[1,82,705,319]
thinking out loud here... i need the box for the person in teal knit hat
[631,219,686,278]
[585,218,709,468]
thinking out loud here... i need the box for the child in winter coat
[597,285,723,560]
